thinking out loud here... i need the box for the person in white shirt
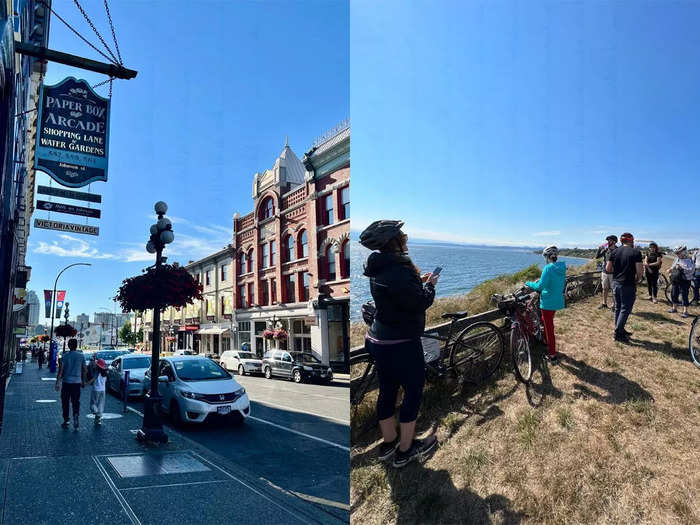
[693,249,700,305]
[88,358,108,425]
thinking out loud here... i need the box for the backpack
[670,265,687,284]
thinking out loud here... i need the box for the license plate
[217,406,231,415]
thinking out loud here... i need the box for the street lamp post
[137,201,174,444]
[49,263,91,372]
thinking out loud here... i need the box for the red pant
[541,309,556,356]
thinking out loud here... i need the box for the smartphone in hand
[432,266,443,276]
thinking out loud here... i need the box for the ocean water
[350,242,587,321]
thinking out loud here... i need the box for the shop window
[326,245,336,281]
[259,197,274,220]
[339,186,349,220]
[324,194,334,225]
[285,234,294,262]
[341,240,350,279]
[298,229,308,258]
[285,274,296,303]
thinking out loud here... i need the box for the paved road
[127,373,350,520]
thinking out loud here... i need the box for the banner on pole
[43,290,52,318]
[55,290,66,318]
[35,77,111,188]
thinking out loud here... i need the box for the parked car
[83,351,96,364]
[262,350,333,384]
[144,356,250,425]
[106,354,151,398]
[173,349,194,356]
[219,350,262,375]
[94,350,126,367]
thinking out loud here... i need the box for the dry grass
[351,279,700,524]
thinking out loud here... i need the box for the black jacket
[364,252,435,340]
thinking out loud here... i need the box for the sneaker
[668,308,677,314]
[378,438,399,461]
[614,333,631,344]
[653,298,658,304]
[598,304,608,310]
[681,312,689,319]
[393,435,438,468]
[61,421,69,429]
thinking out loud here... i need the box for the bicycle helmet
[620,232,634,244]
[359,220,404,251]
[648,241,658,248]
[542,245,559,258]
[674,245,687,254]
[606,235,618,243]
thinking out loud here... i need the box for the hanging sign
[43,290,52,318]
[36,200,101,219]
[35,77,111,188]
[55,291,66,319]
[34,218,99,236]
[37,185,102,203]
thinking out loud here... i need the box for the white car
[106,354,151,398]
[146,356,250,425]
[219,350,263,376]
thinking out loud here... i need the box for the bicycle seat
[441,311,469,320]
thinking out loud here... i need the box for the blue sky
[351,0,700,249]
[27,0,349,324]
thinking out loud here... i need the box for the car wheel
[292,369,302,383]
[238,364,245,376]
[264,367,271,379]
[170,400,182,427]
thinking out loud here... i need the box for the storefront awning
[196,327,230,335]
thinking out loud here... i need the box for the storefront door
[327,303,349,372]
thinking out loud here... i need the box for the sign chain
[103,0,123,65]
[72,0,120,65]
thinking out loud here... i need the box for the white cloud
[33,234,115,259]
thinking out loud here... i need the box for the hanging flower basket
[114,264,203,312]
[165,336,176,342]
[263,329,275,340]
[273,329,288,340]
[38,335,50,343]
[55,324,77,339]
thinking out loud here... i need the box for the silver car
[146,356,250,425]
[219,350,263,375]
[106,354,151,398]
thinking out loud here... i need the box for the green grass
[516,410,541,447]
[557,407,575,430]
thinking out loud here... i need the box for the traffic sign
[37,185,102,203]
[34,218,99,236]
[36,200,101,218]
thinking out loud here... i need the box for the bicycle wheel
[527,304,545,344]
[690,316,700,369]
[350,352,376,406]
[510,324,532,383]
[449,322,504,384]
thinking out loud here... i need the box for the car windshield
[122,357,150,370]
[96,351,121,360]
[292,352,321,363]
[238,352,256,359]
[172,359,230,381]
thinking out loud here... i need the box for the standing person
[360,220,439,468]
[54,338,86,429]
[644,242,663,303]
[595,235,618,310]
[692,248,700,306]
[37,347,45,369]
[667,246,694,318]
[87,359,107,426]
[607,233,643,343]
[525,245,567,364]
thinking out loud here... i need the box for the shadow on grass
[633,310,685,326]
[385,460,524,524]
[525,346,565,407]
[629,338,691,363]
[558,355,654,404]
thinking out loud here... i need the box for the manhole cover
[107,453,210,478]
[35,399,56,403]
[86,413,123,420]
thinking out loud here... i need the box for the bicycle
[492,288,544,383]
[664,278,697,305]
[690,315,700,369]
[350,312,505,406]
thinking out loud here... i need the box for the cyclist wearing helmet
[643,242,663,303]
[360,220,439,468]
[667,246,694,318]
[525,245,566,363]
[595,235,618,309]
[606,232,643,343]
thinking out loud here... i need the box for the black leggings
[646,271,659,298]
[367,338,425,423]
[671,280,691,307]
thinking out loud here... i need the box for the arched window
[326,245,336,281]
[259,197,274,220]
[341,240,350,279]
[285,234,294,262]
[298,230,308,258]
[239,253,246,274]
[247,249,254,273]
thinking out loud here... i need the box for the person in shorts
[595,235,618,309]
[607,233,643,343]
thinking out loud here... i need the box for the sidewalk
[0,363,343,525]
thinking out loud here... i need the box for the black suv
[262,350,333,384]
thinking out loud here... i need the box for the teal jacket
[525,261,567,311]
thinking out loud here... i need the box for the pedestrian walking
[37,349,45,369]
[595,235,618,310]
[54,338,86,429]
[667,246,694,318]
[525,245,567,364]
[607,232,643,343]
[88,359,107,426]
[643,242,663,303]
